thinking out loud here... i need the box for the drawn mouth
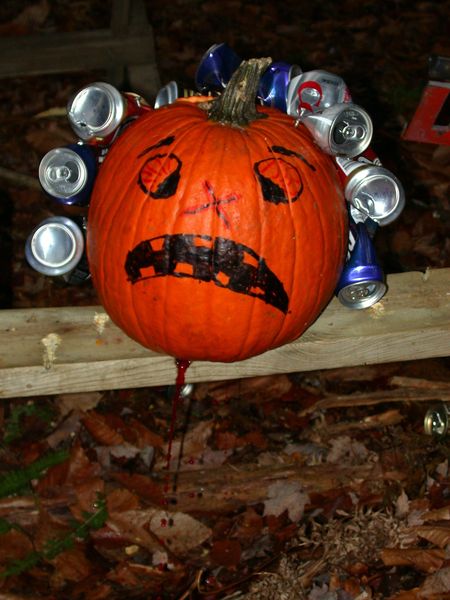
[125,233,289,314]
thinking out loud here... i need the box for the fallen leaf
[381,547,445,573]
[418,566,450,597]
[82,411,126,446]
[209,539,242,567]
[263,481,310,523]
[149,510,212,555]
[58,393,102,418]
[413,523,450,548]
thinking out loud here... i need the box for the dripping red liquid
[164,358,191,493]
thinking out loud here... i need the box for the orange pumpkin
[87,59,347,362]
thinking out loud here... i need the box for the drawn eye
[254,157,303,204]
[138,152,182,199]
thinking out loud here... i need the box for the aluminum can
[154,81,200,108]
[286,69,352,118]
[154,81,180,108]
[424,403,450,437]
[257,61,302,112]
[302,103,373,157]
[38,143,97,206]
[335,157,405,226]
[67,82,151,145]
[195,42,242,93]
[25,216,85,277]
[336,217,386,309]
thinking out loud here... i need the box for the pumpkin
[87,58,347,362]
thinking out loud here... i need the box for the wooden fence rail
[0,268,449,399]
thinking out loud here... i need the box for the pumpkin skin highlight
[87,99,347,362]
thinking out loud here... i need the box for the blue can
[336,216,386,309]
[195,42,242,93]
[38,143,97,207]
[257,61,302,112]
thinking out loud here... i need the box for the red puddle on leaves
[163,359,191,495]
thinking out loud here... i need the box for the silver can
[424,403,450,437]
[286,69,352,118]
[335,157,405,226]
[301,103,373,157]
[38,144,96,206]
[67,82,151,145]
[67,82,125,143]
[25,216,85,277]
[154,81,179,108]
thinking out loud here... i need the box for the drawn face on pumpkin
[124,135,316,315]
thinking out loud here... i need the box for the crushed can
[286,69,352,118]
[257,61,302,112]
[195,42,242,93]
[336,215,386,309]
[301,103,373,157]
[67,82,151,145]
[335,156,405,226]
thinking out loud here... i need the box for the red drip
[164,359,191,493]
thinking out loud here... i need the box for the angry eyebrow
[270,145,316,171]
[138,135,176,158]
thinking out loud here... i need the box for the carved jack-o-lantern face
[87,98,347,362]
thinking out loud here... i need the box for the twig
[0,166,41,191]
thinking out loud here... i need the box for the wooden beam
[0,28,157,78]
[0,269,449,398]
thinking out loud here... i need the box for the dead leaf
[58,392,102,417]
[50,546,92,585]
[326,436,370,465]
[149,510,211,555]
[82,411,126,446]
[418,566,450,597]
[209,539,242,567]
[263,481,310,522]
[413,524,450,548]
[381,547,445,573]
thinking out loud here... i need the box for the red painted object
[87,88,347,362]
[402,81,450,145]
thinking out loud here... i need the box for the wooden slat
[0,269,449,398]
[0,29,157,78]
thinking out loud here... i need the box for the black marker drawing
[125,233,289,314]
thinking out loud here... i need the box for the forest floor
[0,1,449,598]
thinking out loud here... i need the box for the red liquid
[164,359,191,493]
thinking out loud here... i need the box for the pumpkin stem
[206,57,272,127]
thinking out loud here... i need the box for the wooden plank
[0,269,449,398]
[0,29,157,78]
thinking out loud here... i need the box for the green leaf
[0,449,70,499]
[0,496,107,579]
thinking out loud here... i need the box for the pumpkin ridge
[166,121,220,355]
[250,118,310,347]
[133,117,208,352]
[237,122,290,357]
[267,132,302,348]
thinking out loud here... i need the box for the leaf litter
[0,0,449,598]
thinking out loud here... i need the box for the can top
[25,216,84,277]
[39,147,88,199]
[330,105,373,156]
[346,165,405,226]
[67,82,125,141]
